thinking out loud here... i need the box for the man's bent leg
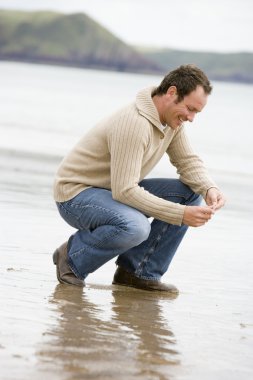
[56,188,151,280]
[116,179,201,281]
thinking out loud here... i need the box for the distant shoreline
[1,57,253,85]
[0,56,160,76]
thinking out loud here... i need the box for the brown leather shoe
[112,266,178,293]
[53,241,85,287]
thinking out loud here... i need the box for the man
[53,64,225,292]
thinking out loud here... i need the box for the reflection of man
[53,65,226,291]
[111,289,180,373]
[38,285,179,378]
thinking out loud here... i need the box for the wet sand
[1,151,253,380]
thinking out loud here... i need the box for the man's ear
[166,86,177,98]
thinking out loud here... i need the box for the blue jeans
[56,179,201,280]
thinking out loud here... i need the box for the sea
[0,61,252,380]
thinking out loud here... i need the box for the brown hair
[152,64,212,102]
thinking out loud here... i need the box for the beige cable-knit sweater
[54,87,217,226]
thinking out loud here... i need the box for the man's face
[162,85,208,130]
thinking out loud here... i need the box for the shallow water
[0,62,253,379]
[1,174,252,380]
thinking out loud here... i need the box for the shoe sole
[112,279,178,293]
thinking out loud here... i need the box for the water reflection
[38,284,180,380]
[111,289,179,373]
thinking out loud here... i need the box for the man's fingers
[211,197,225,210]
[217,196,226,208]
[201,207,214,216]
[197,207,214,222]
[193,219,208,227]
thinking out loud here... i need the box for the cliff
[0,10,161,74]
[1,9,253,83]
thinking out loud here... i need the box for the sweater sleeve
[108,113,185,226]
[167,126,218,198]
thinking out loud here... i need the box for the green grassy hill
[138,47,253,84]
[1,9,253,83]
[0,9,161,73]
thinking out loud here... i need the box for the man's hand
[183,205,215,227]
[183,188,226,227]
[205,187,226,211]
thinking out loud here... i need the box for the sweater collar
[136,87,165,132]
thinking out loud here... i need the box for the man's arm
[167,125,219,198]
[167,126,226,226]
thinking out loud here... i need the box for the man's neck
[152,94,166,126]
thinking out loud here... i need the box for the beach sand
[0,147,253,380]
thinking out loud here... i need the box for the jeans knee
[124,216,151,247]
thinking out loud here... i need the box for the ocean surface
[0,61,253,380]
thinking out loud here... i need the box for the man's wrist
[205,186,219,198]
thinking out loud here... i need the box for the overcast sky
[0,0,252,52]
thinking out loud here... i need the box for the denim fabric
[56,179,201,280]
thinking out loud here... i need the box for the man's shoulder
[108,102,151,128]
